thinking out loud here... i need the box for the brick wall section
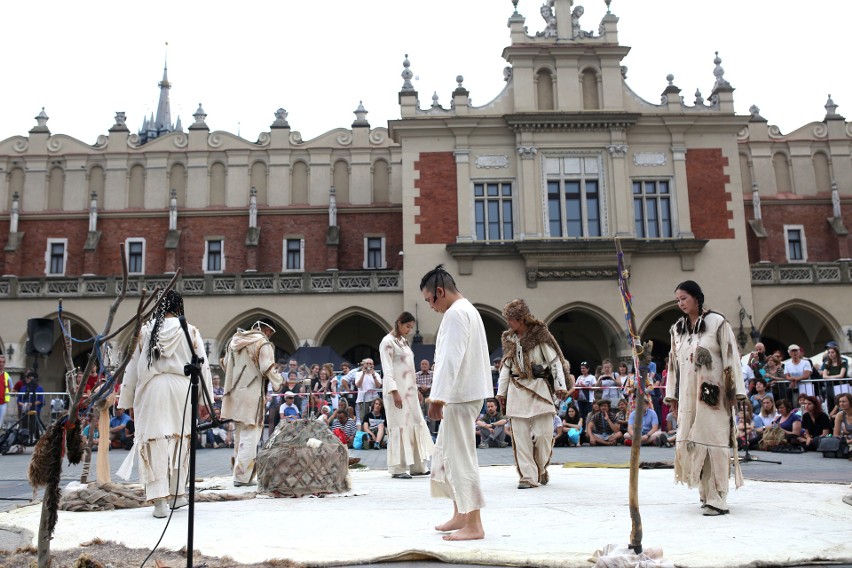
[414,152,458,244]
[0,208,402,277]
[685,148,734,239]
[748,200,844,263]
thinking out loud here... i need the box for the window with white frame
[45,238,68,276]
[203,239,224,273]
[632,180,673,238]
[125,238,145,274]
[545,156,603,237]
[784,225,806,262]
[364,236,386,269]
[283,238,305,272]
[473,182,514,241]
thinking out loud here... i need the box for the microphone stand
[177,316,203,568]
[737,398,781,465]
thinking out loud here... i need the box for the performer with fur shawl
[221,318,282,486]
[497,299,571,489]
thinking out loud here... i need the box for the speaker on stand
[26,318,54,373]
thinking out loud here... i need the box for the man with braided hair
[117,290,213,518]
[497,299,571,489]
[220,317,282,486]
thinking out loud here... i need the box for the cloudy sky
[2,1,848,144]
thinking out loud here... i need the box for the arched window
[581,69,600,110]
[250,161,268,206]
[812,152,831,194]
[372,160,390,203]
[47,166,64,210]
[128,164,145,208]
[333,160,350,204]
[169,163,187,207]
[772,153,793,194]
[291,161,309,205]
[88,166,105,209]
[209,162,226,206]
[536,69,554,111]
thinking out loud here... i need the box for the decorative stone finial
[605,0,612,14]
[89,191,98,232]
[401,54,415,92]
[831,181,841,218]
[456,75,464,89]
[352,101,369,126]
[824,94,844,120]
[431,92,441,108]
[272,108,290,128]
[748,104,766,121]
[189,103,208,130]
[10,192,20,233]
[169,188,178,231]
[512,0,519,15]
[30,107,50,133]
[329,186,338,228]
[114,112,126,126]
[713,51,731,88]
[249,187,258,230]
[694,89,704,106]
[538,1,557,38]
[752,183,762,221]
[666,74,675,87]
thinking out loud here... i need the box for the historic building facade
[1,0,850,389]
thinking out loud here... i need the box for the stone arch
[758,300,840,358]
[209,162,227,206]
[250,160,269,206]
[371,159,390,204]
[169,162,187,207]
[88,165,105,210]
[216,310,298,363]
[47,165,64,210]
[639,303,683,363]
[581,67,601,110]
[332,159,350,204]
[535,67,555,111]
[472,303,507,357]
[811,150,832,194]
[544,302,625,370]
[7,167,24,209]
[291,160,309,205]
[315,307,390,366]
[24,311,99,391]
[128,164,145,208]
[771,151,793,194]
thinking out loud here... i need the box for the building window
[784,225,806,262]
[364,237,386,269]
[545,156,602,237]
[632,180,672,238]
[283,238,305,272]
[45,238,68,276]
[126,238,145,274]
[474,182,513,241]
[204,239,224,273]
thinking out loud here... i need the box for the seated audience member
[614,398,630,435]
[108,407,134,449]
[555,405,583,447]
[798,395,831,451]
[316,405,332,425]
[749,377,773,415]
[476,398,509,448]
[624,397,665,446]
[279,392,301,422]
[832,393,852,449]
[821,343,849,396]
[735,404,761,450]
[588,399,622,446]
[212,374,224,411]
[756,397,778,434]
[662,407,677,447]
[205,408,227,448]
[361,398,387,450]
[330,407,358,447]
[773,399,802,446]
[415,358,433,397]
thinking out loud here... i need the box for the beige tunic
[497,341,566,419]
[221,329,281,426]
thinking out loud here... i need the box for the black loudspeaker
[26,318,54,356]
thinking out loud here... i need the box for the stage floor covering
[2,465,850,567]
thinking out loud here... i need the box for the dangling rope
[57,303,115,411]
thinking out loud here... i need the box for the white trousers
[430,400,485,514]
[510,413,554,486]
[233,423,262,484]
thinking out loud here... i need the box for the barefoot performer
[421,265,493,541]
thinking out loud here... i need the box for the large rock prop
[256,419,351,497]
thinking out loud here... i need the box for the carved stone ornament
[517,146,538,160]
[606,144,628,158]
[633,152,667,167]
[535,268,618,281]
[475,155,509,169]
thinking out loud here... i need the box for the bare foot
[435,514,466,532]
[443,526,485,541]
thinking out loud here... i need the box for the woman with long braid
[117,290,213,518]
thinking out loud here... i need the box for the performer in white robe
[421,265,493,541]
[221,318,282,486]
[379,312,434,478]
[497,299,570,489]
[665,280,746,516]
[117,290,213,518]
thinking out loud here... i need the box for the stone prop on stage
[256,418,351,497]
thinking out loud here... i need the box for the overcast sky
[2,1,848,144]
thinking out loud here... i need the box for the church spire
[154,43,172,135]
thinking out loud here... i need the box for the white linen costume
[430,298,493,514]
[379,332,434,475]
[117,317,212,501]
[666,311,746,512]
[221,328,282,484]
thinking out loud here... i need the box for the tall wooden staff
[615,239,653,554]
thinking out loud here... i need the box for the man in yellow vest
[0,355,11,428]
